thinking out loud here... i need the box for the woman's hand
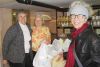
[53,52,63,62]
[2,60,8,64]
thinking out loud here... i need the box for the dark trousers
[32,51,36,67]
[8,53,33,67]
[32,51,36,59]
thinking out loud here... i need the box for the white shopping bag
[33,42,51,67]
[52,39,63,53]
[46,44,59,59]
[62,38,71,52]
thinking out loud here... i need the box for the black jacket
[2,23,33,63]
[73,25,100,67]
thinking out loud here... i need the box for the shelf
[57,26,73,29]
[57,26,100,29]
[93,26,100,29]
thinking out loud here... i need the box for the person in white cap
[65,1,100,67]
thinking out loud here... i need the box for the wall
[0,8,12,67]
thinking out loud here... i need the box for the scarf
[65,23,88,67]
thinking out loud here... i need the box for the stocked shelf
[92,26,100,28]
[56,15,72,37]
[57,26,73,29]
[92,15,100,27]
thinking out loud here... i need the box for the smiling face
[34,16,43,27]
[70,14,87,29]
[18,12,27,25]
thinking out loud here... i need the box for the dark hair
[17,10,27,16]
[16,10,27,22]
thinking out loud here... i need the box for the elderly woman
[32,15,51,61]
[65,1,100,67]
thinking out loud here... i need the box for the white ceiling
[0,0,55,12]
[33,0,74,8]
[0,1,54,12]
[0,0,100,12]
[33,0,100,8]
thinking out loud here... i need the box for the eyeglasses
[70,14,85,19]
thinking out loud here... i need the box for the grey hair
[69,1,94,17]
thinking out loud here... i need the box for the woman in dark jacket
[65,1,100,67]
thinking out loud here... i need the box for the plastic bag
[33,42,51,67]
[62,38,71,52]
[52,39,63,53]
[52,38,71,52]
[33,39,68,67]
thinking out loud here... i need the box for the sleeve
[91,36,100,67]
[2,26,17,60]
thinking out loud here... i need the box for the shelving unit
[91,9,100,35]
[55,11,72,38]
